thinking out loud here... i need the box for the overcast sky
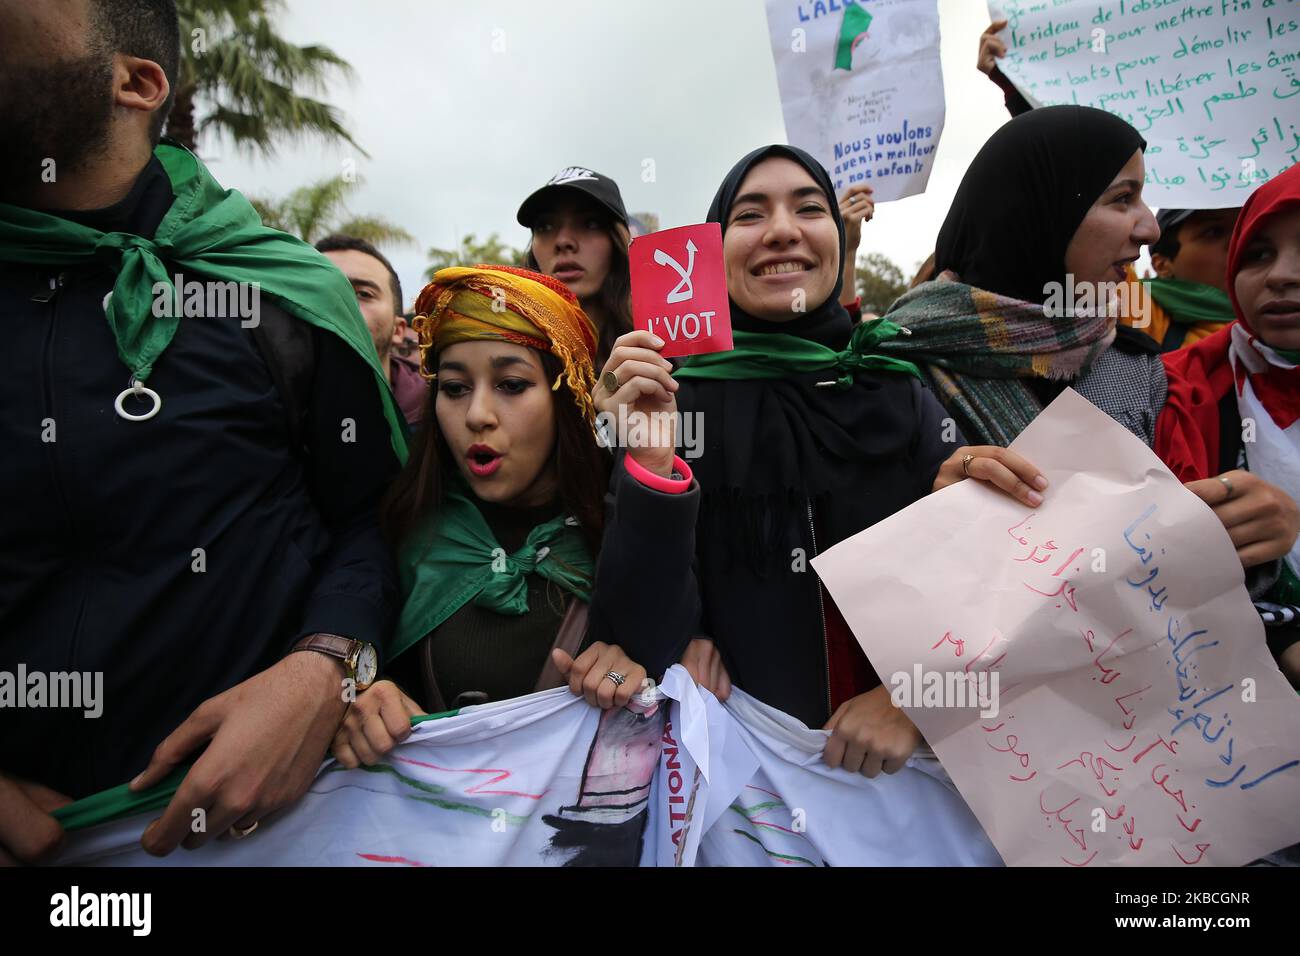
[209,0,1014,310]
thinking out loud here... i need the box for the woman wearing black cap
[518,166,634,366]
[591,144,1048,779]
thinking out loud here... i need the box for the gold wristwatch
[290,633,378,692]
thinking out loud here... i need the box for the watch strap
[291,633,361,673]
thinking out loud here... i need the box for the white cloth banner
[988,0,1300,207]
[812,389,1300,867]
[764,0,945,200]
[54,668,999,867]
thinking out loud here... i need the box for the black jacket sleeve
[912,377,966,498]
[990,66,1033,117]
[294,328,401,653]
[586,453,702,680]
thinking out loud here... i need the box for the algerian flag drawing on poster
[764,0,945,201]
[834,3,873,70]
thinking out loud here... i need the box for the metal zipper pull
[30,272,65,304]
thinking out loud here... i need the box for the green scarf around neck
[1144,276,1235,326]
[0,140,407,462]
[390,490,594,661]
[673,317,921,387]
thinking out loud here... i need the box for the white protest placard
[988,0,1300,207]
[813,389,1300,867]
[764,0,945,200]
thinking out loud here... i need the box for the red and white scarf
[1230,322,1300,573]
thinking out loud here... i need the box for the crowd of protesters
[1,1,1297,866]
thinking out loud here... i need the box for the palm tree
[168,0,363,157]
[250,174,414,247]
[424,233,528,280]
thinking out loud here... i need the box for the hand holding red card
[629,223,733,359]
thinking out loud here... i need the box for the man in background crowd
[317,234,428,427]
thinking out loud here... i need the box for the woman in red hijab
[1157,163,1300,686]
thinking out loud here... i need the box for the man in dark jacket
[0,0,402,861]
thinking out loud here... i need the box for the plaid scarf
[878,271,1116,445]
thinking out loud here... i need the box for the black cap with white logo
[516,166,629,229]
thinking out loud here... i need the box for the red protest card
[629,222,733,358]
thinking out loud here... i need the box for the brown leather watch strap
[291,633,360,670]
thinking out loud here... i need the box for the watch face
[356,644,378,688]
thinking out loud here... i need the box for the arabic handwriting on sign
[1173,842,1211,865]
[1167,706,1230,745]
[1015,540,1057,564]
[987,733,1032,769]
[1092,628,1131,685]
[1208,759,1300,791]
[965,634,1007,675]
[1131,733,1178,765]
[983,715,1035,782]
[1007,514,1033,545]
[1203,80,1258,121]
[931,630,965,656]
[1123,815,1144,852]
[1277,116,1300,153]
[1122,504,1157,558]
[1039,792,1088,852]
[1024,577,1079,611]
[1114,684,1151,732]
[1057,750,1125,798]
[1276,67,1300,101]
[1151,763,1191,814]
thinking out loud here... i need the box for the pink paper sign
[629,223,732,359]
[813,389,1300,867]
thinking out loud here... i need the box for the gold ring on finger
[1218,474,1234,500]
[229,821,259,840]
[961,453,975,478]
[601,370,620,393]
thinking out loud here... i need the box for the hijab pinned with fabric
[412,264,599,426]
[671,144,935,571]
[880,106,1145,445]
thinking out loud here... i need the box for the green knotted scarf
[389,491,594,661]
[673,317,921,386]
[1144,276,1235,326]
[0,140,407,462]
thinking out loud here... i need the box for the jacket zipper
[807,499,831,717]
[40,271,83,670]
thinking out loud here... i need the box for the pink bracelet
[624,453,693,494]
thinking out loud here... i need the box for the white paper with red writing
[812,388,1300,867]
